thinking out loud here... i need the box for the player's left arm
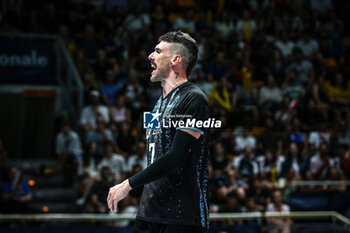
[180,128,202,139]
[107,129,200,212]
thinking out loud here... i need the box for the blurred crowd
[0,139,33,214]
[1,0,350,230]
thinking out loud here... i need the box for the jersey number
[149,142,155,164]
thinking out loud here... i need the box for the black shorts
[133,219,206,233]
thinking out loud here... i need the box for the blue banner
[0,41,56,84]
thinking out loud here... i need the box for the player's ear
[171,54,181,66]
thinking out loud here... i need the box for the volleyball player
[107,30,210,233]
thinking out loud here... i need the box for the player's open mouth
[150,62,157,69]
[150,62,157,74]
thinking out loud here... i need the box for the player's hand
[107,179,132,212]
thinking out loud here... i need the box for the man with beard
[107,31,210,233]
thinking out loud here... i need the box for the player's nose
[148,52,154,61]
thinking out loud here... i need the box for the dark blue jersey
[137,82,210,229]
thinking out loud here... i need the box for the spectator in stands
[76,142,99,206]
[266,190,292,233]
[215,11,235,39]
[0,139,8,185]
[87,166,114,213]
[299,170,316,191]
[326,168,346,192]
[125,69,145,110]
[329,33,347,65]
[259,74,283,112]
[288,118,306,145]
[301,77,330,129]
[106,28,127,61]
[207,51,230,82]
[247,178,270,210]
[80,90,110,132]
[268,49,287,86]
[310,0,332,15]
[125,4,150,31]
[282,69,304,100]
[224,168,247,195]
[236,10,256,41]
[233,146,259,180]
[173,10,195,33]
[98,141,127,181]
[279,168,299,200]
[339,145,350,179]
[275,33,295,59]
[242,197,261,225]
[219,191,243,213]
[82,70,100,103]
[310,76,329,108]
[100,69,123,106]
[92,49,112,80]
[274,95,294,129]
[78,24,102,60]
[195,69,213,97]
[324,72,350,107]
[76,48,91,75]
[208,77,235,111]
[310,143,335,180]
[109,94,131,125]
[288,48,315,87]
[256,150,280,182]
[212,185,229,210]
[1,166,32,213]
[308,125,330,151]
[218,191,243,225]
[281,143,308,177]
[128,141,147,171]
[257,117,283,155]
[211,143,230,175]
[86,114,114,155]
[301,99,328,132]
[150,4,167,33]
[296,32,319,58]
[80,142,99,178]
[234,128,256,153]
[115,122,137,158]
[335,120,350,150]
[291,12,304,34]
[133,49,152,82]
[56,120,83,172]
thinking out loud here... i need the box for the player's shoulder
[181,82,208,102]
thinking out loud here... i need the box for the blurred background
[0,0,350,232]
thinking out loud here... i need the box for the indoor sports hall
[0,0,350,232]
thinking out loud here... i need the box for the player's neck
[161,72,187,98]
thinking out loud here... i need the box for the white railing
[0,211,349,226]
[290,180,350,187]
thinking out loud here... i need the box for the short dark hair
[158,30,198,76]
